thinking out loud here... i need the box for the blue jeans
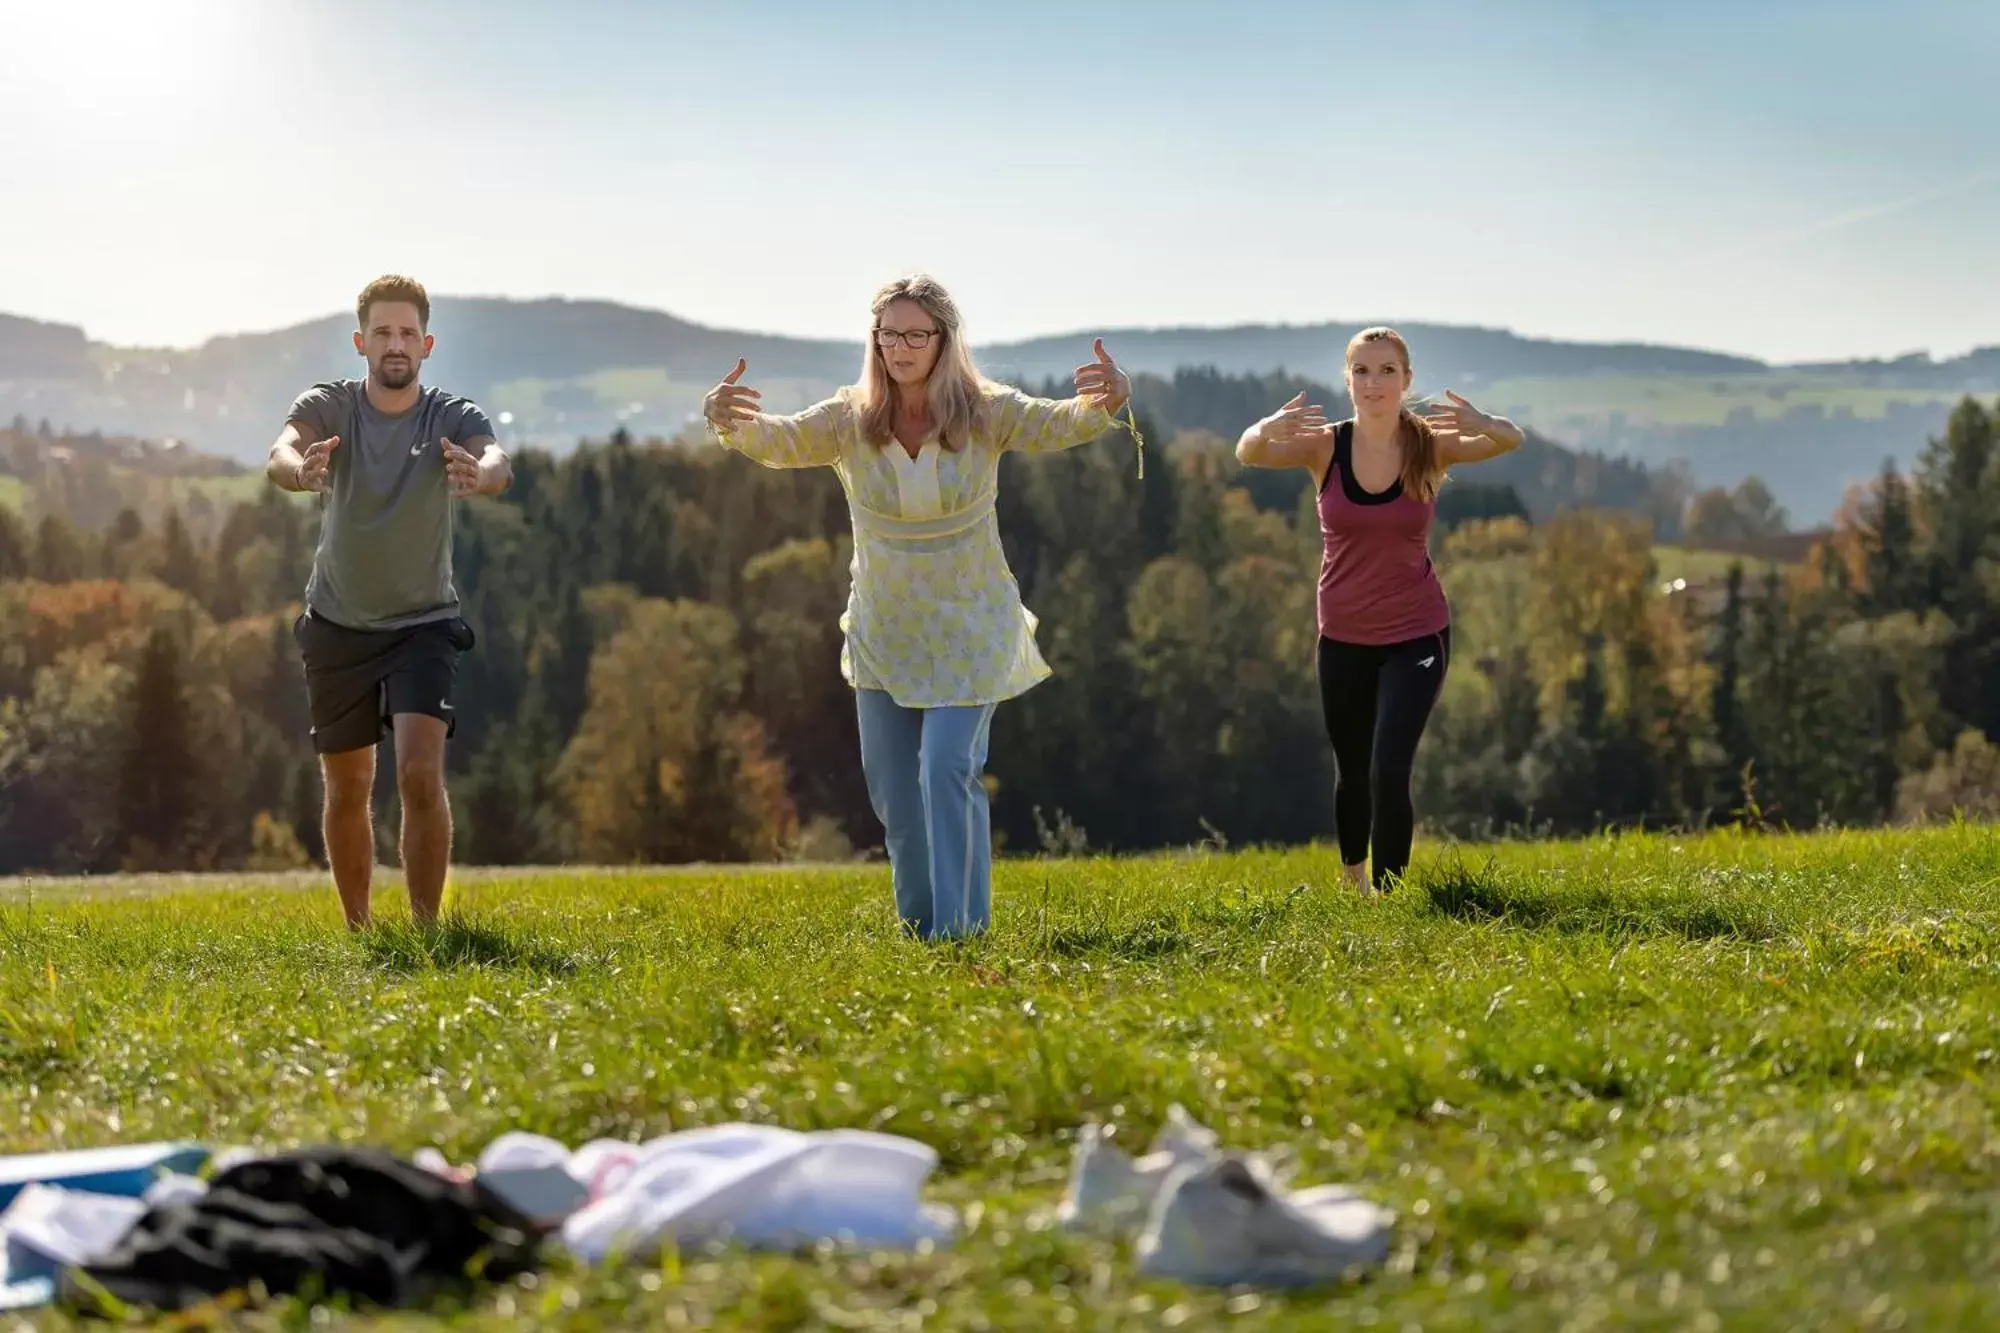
[855,689,997,942]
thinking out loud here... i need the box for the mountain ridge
[5,296,1995,524]
[14,294,2000,369]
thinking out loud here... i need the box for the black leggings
[1316,628,1451,889]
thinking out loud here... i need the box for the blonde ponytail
[1398,405,1444,502]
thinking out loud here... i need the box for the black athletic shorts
[292,609,476,755]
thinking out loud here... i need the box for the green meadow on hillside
[6,825,1999,1329]
[1649,544,1792,585]
[1477,373,1969,428]
[0,470,264,515]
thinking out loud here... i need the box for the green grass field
[1650,545,1790,584]
[7,826,2000,1328]
[1478,373,1969,429]
[173,471,267,509]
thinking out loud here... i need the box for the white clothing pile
[1,1124,957,1311]
[434,1123,959,1262]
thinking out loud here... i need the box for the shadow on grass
[1041,885,1311,961]
[1043,916,1196,961]
[360,916,581,976]
[1422,861,1776,943]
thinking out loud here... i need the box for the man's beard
[377,358,416,389]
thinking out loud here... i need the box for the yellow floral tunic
[715,383,1117,709]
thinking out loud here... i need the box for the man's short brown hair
[356,275,430,331]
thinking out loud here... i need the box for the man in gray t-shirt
[266,274,513,930]
[285,376,491,631]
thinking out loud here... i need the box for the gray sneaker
[1136,1153,1394,1288]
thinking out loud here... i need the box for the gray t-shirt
[286,378,494,631]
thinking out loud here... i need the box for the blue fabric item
[0,1142,209,1210]
[0,1274,55,1313]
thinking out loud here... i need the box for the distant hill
[0,359,1683,542]
[0,417,257,535]
[3,297,1994,523]
[0,312,92,379]
[1,417,242,482]
[1035,366,1677,529]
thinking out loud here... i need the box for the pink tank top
[1316,420,1451,644]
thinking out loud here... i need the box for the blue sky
[1,0,1994,362]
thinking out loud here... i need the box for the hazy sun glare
[7,0,253,107]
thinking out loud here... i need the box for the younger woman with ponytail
[1235,327,1524,894]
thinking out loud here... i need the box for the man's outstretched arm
[268,419,337,492]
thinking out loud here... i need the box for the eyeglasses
[874,327,941,349]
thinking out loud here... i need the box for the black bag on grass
[60,1145,541,1315]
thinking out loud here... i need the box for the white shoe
[1056,1105,1217,1237]
[1148,1104,1219,1163]
[1136,1153,1394,1289]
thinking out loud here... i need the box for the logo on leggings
[1419,655,1436,668]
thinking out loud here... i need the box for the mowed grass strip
[4,824,2000,1329]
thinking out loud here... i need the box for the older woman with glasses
[703,273,1132,942]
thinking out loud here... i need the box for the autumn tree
[1683,476,1789,546]
[557,597,797,864]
